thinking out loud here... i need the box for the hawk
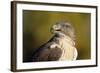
[32,21,78,61]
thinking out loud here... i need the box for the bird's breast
[58,37,77,61]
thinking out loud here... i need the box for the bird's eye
[62,24,69,28]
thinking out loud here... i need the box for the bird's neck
[55,33,75,46]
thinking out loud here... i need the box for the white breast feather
[58,36,77,61]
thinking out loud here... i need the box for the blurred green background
[23,10,91,62]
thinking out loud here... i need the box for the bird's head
[51,21,75,40]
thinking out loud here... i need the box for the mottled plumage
[32,21,78,61]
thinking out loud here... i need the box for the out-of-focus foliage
[23,10,91,62]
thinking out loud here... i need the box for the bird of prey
[32,21,78,62]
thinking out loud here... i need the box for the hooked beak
[50,24,61,33]
[52,24,61,31]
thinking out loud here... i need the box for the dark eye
[63,25,69,28]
